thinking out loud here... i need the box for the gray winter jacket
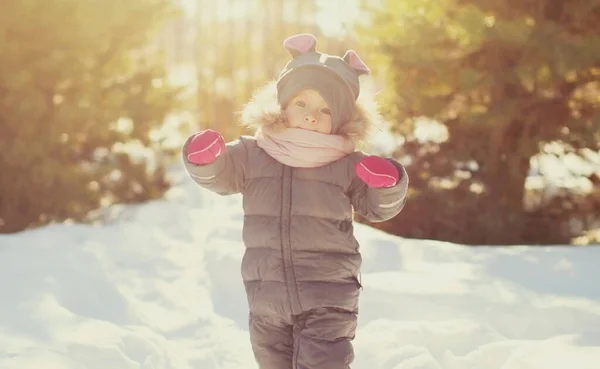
[182,132,408,318]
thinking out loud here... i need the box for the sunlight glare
[178,0,361,36]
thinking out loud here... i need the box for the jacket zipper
[281,166,302,315]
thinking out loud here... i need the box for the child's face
[284,89,332,134]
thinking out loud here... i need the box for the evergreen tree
[0,0,182,233]
[359,0,600,244]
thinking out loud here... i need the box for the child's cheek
[285,108,301,126]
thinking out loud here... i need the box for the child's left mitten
[355,156,400,188]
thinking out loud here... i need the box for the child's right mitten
[186,129,226,165]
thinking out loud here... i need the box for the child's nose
[304,115,317,124]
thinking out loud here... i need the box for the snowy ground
[1,169,599,369]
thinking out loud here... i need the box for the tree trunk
[475,118,536,243]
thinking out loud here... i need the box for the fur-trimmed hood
[239,81,382,146]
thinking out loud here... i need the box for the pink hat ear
[283,33,317,57]
[343,50,370,76]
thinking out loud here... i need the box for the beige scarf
[256,126,355,168]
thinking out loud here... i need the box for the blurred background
[1,0,599,246]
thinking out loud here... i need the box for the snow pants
[249,307,358,369]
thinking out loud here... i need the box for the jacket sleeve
[181,135,248,196]
[347,154,409,222]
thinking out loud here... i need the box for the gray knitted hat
[276,33,370,133]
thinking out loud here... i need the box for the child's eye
[321,108,331,115]
[295,101,306,107]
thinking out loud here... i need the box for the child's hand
[355,156,400,188]
[186,129,226,165]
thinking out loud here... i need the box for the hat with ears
[276,33,370,133]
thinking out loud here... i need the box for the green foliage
[0,0,182,233]
[358,0,600,244]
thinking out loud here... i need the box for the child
[182,33,408,369]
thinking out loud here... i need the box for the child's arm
[348,154,409,222]
[182,129,247,195]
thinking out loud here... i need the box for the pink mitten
[355,156,400,188]
[186,129,226,165]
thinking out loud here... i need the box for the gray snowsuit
[182,125,408,369]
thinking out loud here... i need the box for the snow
[1,168,599,369]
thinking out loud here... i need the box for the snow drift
[1,169,599,369]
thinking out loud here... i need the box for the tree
[0,0,182,233]
[358,0,600,244]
